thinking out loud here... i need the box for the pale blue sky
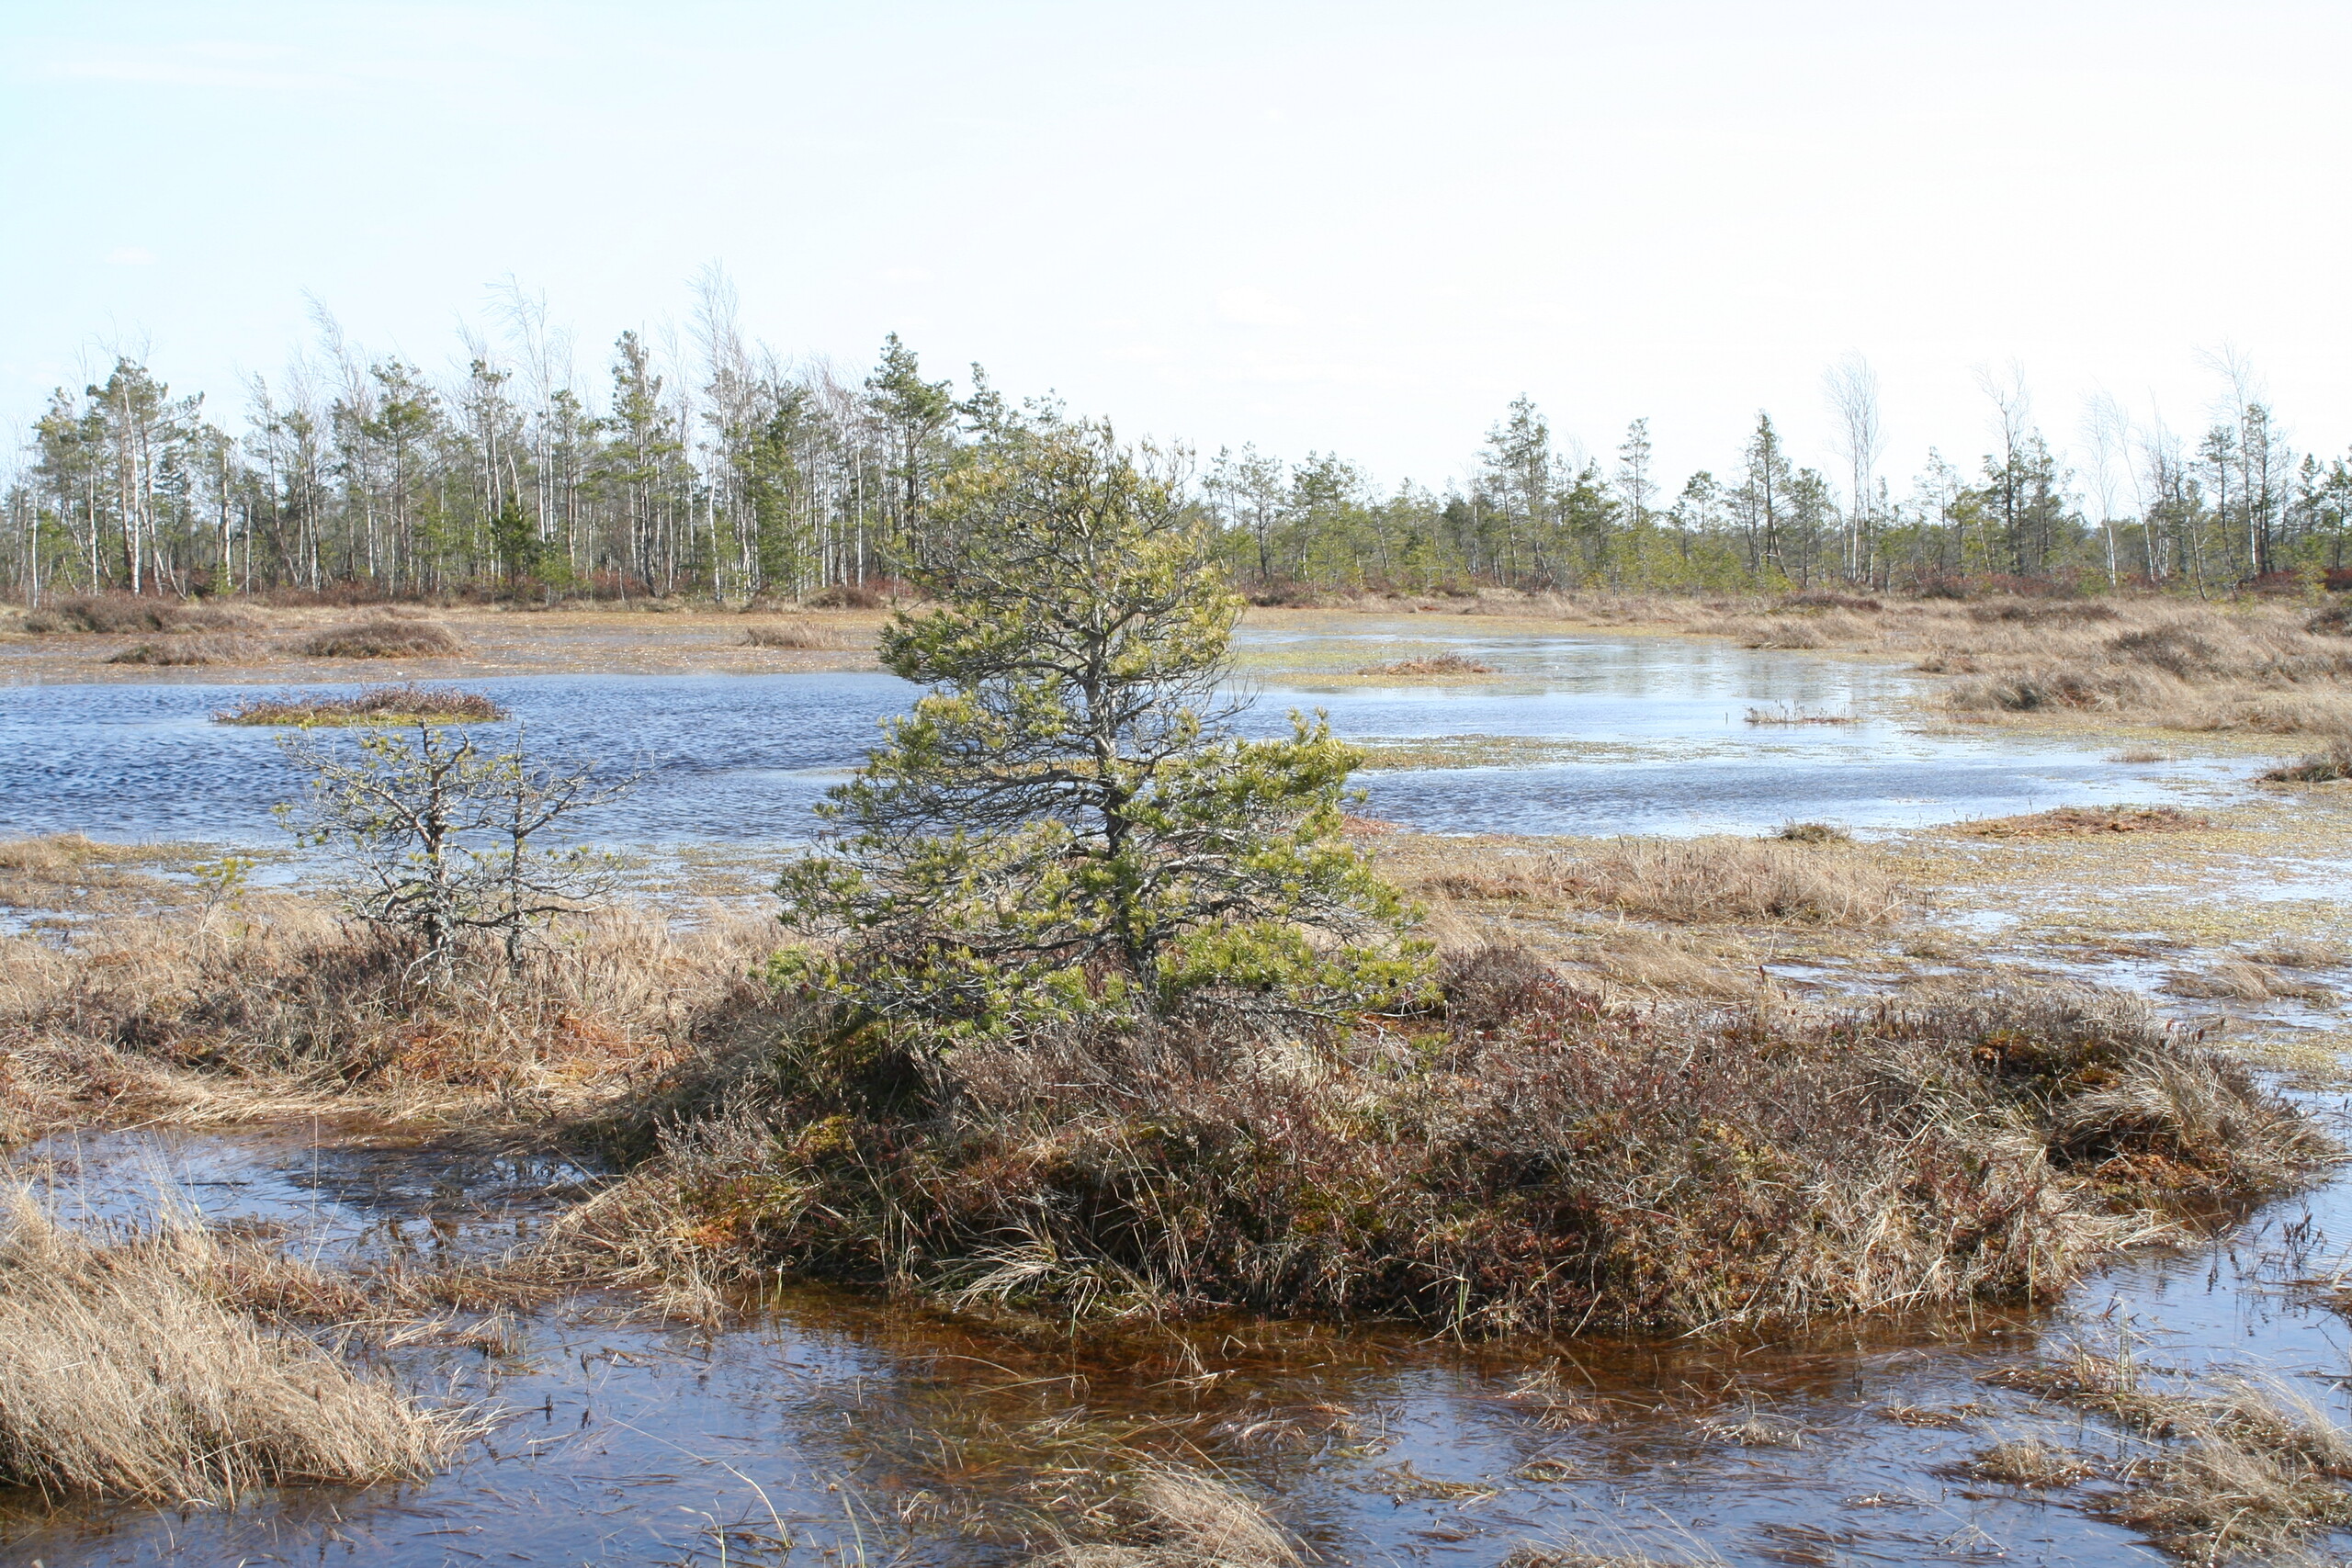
[4,1,2347,492]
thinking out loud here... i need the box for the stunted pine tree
[776,421,1423,1039]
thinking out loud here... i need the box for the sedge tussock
[744,618,848,650]
[0,1190,474,1503]
[0,882,775,1140]
[551,952,2330,1337]
[298,617,465,659]
[1031,1465,1303,1567]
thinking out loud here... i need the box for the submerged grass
[1984,1346,2352,1564]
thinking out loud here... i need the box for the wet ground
[3,1117,2348,1567]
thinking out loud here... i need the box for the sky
[4,0,2348,501]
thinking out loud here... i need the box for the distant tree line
[7,283,2349,604]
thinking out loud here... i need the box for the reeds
[0,1190,472,1503]
[213,683,508,726]
[298,617,465,659]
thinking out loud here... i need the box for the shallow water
[0,627,2248,850]
[6,1121,2350,1566]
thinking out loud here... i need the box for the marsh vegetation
[14,433,2352,1563]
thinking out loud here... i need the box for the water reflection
[0,632,2250,848]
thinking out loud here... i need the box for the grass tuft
[0,1190,474,1503]
[105,634,267,666]
[2261,735,2352,784]
[1984,1347,2352,1563]
[298,618,465,659]
[1032,1466,1304,1567]
[24,595,261,636]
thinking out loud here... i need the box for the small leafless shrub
[1772,820,1850,843]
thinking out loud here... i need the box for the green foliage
[775,421,1427,1041]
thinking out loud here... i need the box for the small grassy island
[212,683,508,727]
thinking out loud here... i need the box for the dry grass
[2163,955,2336,1005]
[1581,931,1755,998]
[1771,820,1850,843]
[1357,652,1496,676]
[1984,1347,2352,1563]
[0,1189,473,1503]
[105,634,268,666]
[1965,1438,2101,1487]
[213,683,508,726]
[298,617,466,659]
[22,594,261,636]
[745,618,850,650]
[550,955,2329,1336]
[1968,806,2210,839]
[1031,1467,1304,1567]
[1410,837,1902,926]
[2262,735,2352,784]
[0,852,773,1140]
[1744,704,1856,725]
